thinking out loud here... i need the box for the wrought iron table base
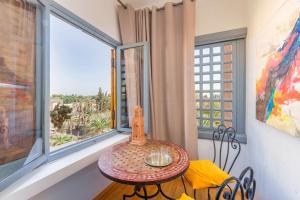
[123,184,174,200]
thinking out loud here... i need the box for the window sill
[198,130,247,144]
[0,133,129,200]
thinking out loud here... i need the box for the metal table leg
[123,184,175,200]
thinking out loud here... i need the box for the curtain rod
[117,0,194,11]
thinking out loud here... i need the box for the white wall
[126,0,247,36]
[30,163,110,200]
[245,0,300,199]
[54,0,120,41]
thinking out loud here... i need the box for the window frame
[116,42,150,134]
[41,0,122,161]
[195,28,247,143]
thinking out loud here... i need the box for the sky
[50,15,112,96]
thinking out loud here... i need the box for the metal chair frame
[216,167,256,200]
[181,125,242,199]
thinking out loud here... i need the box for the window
[0,0,45,191]
[0,0,126,191]
[194,29,246,142]
[49,14,115,152]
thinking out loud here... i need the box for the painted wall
[245,0,300,199]
[53,0,120,41]
[30,163,111,200]
[126,0,247,36]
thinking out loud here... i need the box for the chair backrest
[212,125,241,173]
[215,167,256,200]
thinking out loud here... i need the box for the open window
[0,0,46,191]
[116,42,150,133]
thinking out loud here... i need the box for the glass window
[49,15,114,152]
[194,40,245,135]
[0,0,43,187]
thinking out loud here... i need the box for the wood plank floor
[93,177,236,200]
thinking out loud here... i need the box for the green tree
[50,104,72,133]
[95,87,111,112]
[90,117,110,133]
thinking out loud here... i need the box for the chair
[181,125,241,199]
[216,167,256,200]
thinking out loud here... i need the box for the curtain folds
[117,0,198,159]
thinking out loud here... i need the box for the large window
[194,30,246,142]
[49,14,115,152]
[0,0,124,191]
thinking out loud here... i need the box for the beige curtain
[118,6,150,125]
[118,0,198,159]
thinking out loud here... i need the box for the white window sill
[0,134,129,200]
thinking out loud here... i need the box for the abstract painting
[256,0,300,136]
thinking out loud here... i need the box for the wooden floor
[93,177,237,200]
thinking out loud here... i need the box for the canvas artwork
[256,0,300,136]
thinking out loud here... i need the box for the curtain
[117,6,150,125]
[117,0,198,159]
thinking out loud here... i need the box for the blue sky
[50,15,112,96]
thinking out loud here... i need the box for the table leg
[157,184,174,200]
[123,184,175,200]
[123,185,139,200]
[142,186,148,200]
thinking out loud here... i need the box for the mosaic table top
[98,140,189,185]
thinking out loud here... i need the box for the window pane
[203,57,210,64]
[195,93,200,99]
[213,120,221,128]
[224,73,232,81]
[213,101,221,109]
[195,84,200,91]
[213,74,221,81]
[194,66,200,73]
[194,75,200,82]
[224,54,232,62]
[213,83,221,90]
[194,49,200,56]
[224,63,232,71]
[224,44,232,53]
[213,64,221,72]
[202,48,210,55]
[203,84,210,91]
[224,112,232,120]
[202,75,210,82]
[202,111,210,118]
[224,82,232,90]
[213,46,221,54]
[50,15,113,152]
[203,65,210,72]
[224,92,232,99]
[202,120,211,128]
[202,93,210,100]
[213,92,221,100]
[213,111,221,119]
[213,56,221,63]
[202,102,210,109]
[196,102,200,109]
[195,58,200,64]
[224,102,232,110]
[224,121,233,127]
[0,0,42,181]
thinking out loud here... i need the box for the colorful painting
[256,0,300,136]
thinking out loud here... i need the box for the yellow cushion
[177,193,194,200]
[184,160,230,189]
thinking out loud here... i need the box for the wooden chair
[216,167,256,200]
[181,125,242,199]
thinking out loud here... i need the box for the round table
[98,140,189,200]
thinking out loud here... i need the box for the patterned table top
[98,140,189,185]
